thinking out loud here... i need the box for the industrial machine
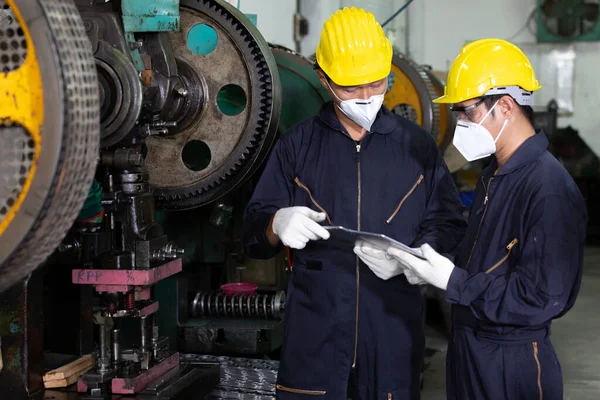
[384,54,455,153]
[0,0,281,397]
[0,0,456,398]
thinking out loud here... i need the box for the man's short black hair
[313,60,332,81]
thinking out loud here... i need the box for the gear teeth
[156,0,279,208]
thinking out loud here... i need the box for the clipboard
[323,226,425,260]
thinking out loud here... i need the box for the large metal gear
[145,0,281,210]
[384,53,440,142]
[0,0,100,293]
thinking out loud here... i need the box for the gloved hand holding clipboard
[323,226,425,260]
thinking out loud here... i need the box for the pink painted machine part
[221,282,258,296]
[71,259,182,293]
[111,352,180,394]
[76,353,180,394]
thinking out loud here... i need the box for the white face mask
[452,100,508,162]
[326,80,385,132]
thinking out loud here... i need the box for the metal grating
[182,354,278,399]
[0,125,33,224]
[0,0,27,72]
[393,103,418,123]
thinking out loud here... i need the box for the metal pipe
[405,1,410,57]
[112,329,121,367]
[140,317,148,349]
[99,327,107,359]
[295,0,301,53]
[98,325,110,371]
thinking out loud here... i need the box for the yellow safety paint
[0,0,44,236]
[384,64,423,126]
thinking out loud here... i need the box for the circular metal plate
[146,0,281,210]
[0,0,99,293]
[384,54,435,133]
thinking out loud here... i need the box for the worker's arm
[412,142,467,256]
[243,138,295,259]
[446,195,586,326]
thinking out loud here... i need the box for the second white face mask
[327,81,385,132]
[452,101,508,162]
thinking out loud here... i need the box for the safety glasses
[450,97,486,122]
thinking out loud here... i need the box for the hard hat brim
[433,94,458,104]
[327,69,391,87]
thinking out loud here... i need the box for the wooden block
[43,366,92,388]
[43,354,94,382]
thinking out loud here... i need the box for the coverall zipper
[320,116,364,370]
[484,238,518,274]
[466,176,494,267]
[294,177,332,224]
[386,174,424,223]
[533,342,543,400]
[353,140,361,368]
[275,384,326,395]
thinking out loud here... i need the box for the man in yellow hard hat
[387,38,587,400]
[243,7,466,400]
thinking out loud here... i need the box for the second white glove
[272,206,330,250]
[387,243,454,290]
[353,242,404,280]
[404,268,427,285]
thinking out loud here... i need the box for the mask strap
[325,80,343,103]
[478,100,500,125]
[494,119,508,144]
[325,80,355,121]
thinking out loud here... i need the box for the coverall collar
[484,130,549,177]
[318,101,396,135]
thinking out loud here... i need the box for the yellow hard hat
[434,38,541,104]
[315,7,392,87]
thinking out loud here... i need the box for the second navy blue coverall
[244,102,466,399]
[446,131,586,400]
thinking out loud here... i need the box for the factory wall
[297,0,600,156]
[402,0,600,156]
[236,0,297,50]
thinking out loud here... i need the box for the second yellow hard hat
[434,38,542,104]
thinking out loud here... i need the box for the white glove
[404,268,427,285]
[272,207,330,250]
[387,243,454,290]
[353,241,404,280]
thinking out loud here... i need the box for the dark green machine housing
[536,0,600,42]
[270,45,329,135]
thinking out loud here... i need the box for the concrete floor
[421,247,600,400]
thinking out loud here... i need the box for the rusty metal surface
[145,0,281,209]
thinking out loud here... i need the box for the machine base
[40,360,220,400]
[179,318,284,355]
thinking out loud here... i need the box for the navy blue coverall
[446,132,586,400]
[244,102,466,399]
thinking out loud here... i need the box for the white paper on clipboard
[324,226,425,260]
